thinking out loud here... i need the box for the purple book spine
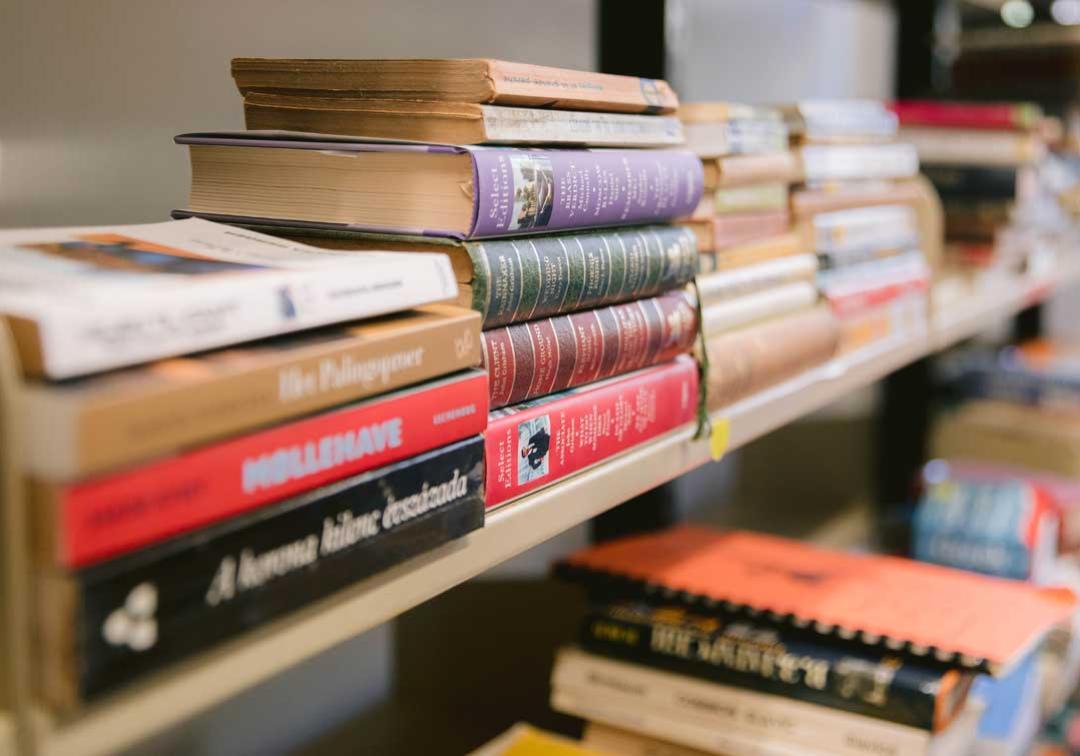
[470,148,704,239]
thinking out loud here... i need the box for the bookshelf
[3,258,1075,756]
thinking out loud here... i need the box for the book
[21,304,481,481]
[899,127,1045,166]
[707,152,801,188]
[780,100,899,143]
[703,231,808,274]
[696,254,818,307]
[584,724,721,756]
[176,132,703,240]
[683,120,789,158]
[38,435,485,710]
[799,143,920,183]
[470,724,606,756]
[33,369,487,568]
[809,204,919,259]
[700,282,818,338]
[890,100,1042,131]
[231,58,679,114]
[581,602,974,732]
[791,181,924,218]
[551,647,981,756]
[483,290,698,409]
[713,183,789,215]
[970,651,1043,756]
[818,251,930,319]
[939,341,1080,410]
[241,95,686,147]
[673,209,786,253]
[0,218,457,379]
[485,357,698,509]
[921,164,1023,201]
[555,526,1078,674]
[704,306,840,410]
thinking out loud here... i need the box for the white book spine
[700,282,818,337]
[479,105,684,147]
[696,255,818,305]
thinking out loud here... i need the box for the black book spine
[922,164,1018,201]
[64,436,485,703]
[580,604,963,732]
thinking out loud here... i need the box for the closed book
[818,251,930,318]
[176,132,703,240]
[703,231,808,274]
[713,183,789,215]
[809,204,919,259]
[21,305,481,481]
[38,436,485,710]
[703,306,840,410]
[0,219,456,379]
[791,181,924,218]
[921,164,1020,201]
[551,647,978,756]
[890,100,1041,131]
[583,724,762,756]
[581,602,974,732]
[710,152,801,188]
[33,369,487,568]
[712,210,792,250]
[485,357,699,509]
[799,143,920,183]
[482,290,698,409]
[696,255,818,307]
[700,282,818,339]
[683,120,789,158]
[780,100,899,143]
[899,127,1045,166]
[242,95,686,147]
[231,58,679,114]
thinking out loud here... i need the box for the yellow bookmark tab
[710,417,731,462]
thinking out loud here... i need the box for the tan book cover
[714,183,789,215]
[696,254,818,308]
[232,58,679,114]
[900,126,1046,166]
[702,231,809,274]
[714,151,801,187]
[242,94,685,147]
[21,305,481,480]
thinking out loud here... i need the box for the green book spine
[466,226,698,328]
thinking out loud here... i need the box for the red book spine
[890,100,1034,131]
[482,290,698,408]
[485,356,699,508]
[57,370,489,567]
[826,276,929,317]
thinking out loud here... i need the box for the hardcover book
[38,436,485,710]
[780,100,899,143]
[242,95,686,147]
[700,282,818,338]
[0,218,457,379]
[176,132,703,240]
[21,305,481,480]
[799,143,920,184]
[231,58,680,114]
[482,290,698,408]
[890,100,1041,132]
[707,151,801,188]
[696,254,818,306]
[34,369,487,567]
[485,357,699,508]
[555,526,1078,674]
[899,127,1045,166]
[703,231,808,274]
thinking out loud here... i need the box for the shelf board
[33,261,1080,756]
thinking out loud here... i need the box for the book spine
[50,437,485,707]
[706,307,840,411]
[487,60,680,114]
[468,149,703,238]
[48,370,488,568]
[466,227,698,328]
[701,283,818,338]
[713,184,788,214]
[712,210,791,250]
[478,106,685,146]
[716,152,800,188]
[580,606,945,731]
[27,310,483,480]
[921,164,1018,201]
[482,290,699,409]
[485,357,699,508]
[891,101,1037,131]
[696,255,818,306]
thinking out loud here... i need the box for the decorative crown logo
[102,582,158,652]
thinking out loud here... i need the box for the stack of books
[785,101,930,355]
[894,100,1052,279]
[180,57,707,511]
[547,526,1076,756]
[2,219,486,710]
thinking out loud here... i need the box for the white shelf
[31,261,1080,756]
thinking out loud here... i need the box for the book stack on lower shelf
[547,526,1076,756]
[0,219,487,712]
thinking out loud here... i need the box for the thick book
[243,224,699,329]
[21,305,481,481]
[34,369,487,568]
[700,282,818,338]
[696,254,818,307]
[921,165,1022,201]
[38,436,485,710]
[704,306,840,410]
[176,132,703,240]
[581,602,974,732]
[890,100,1041,131]
[485,357,698,508]
[0,218,456,379]
[899,127,1045,166]
[551,647,981,756]
[482,290,698,408]
[241,95,685,147]
[780,100,899,143]
[231,58,680,114]
[555,526,1078,675]
[799,143,920,183]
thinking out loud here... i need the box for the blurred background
[5,0,1080,753]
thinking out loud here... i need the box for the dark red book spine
[485,357,699,508]
[890,100,1037,131]
[55,370,488,567]
[482,290,698,408]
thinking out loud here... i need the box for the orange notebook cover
[558,526,1076,675]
